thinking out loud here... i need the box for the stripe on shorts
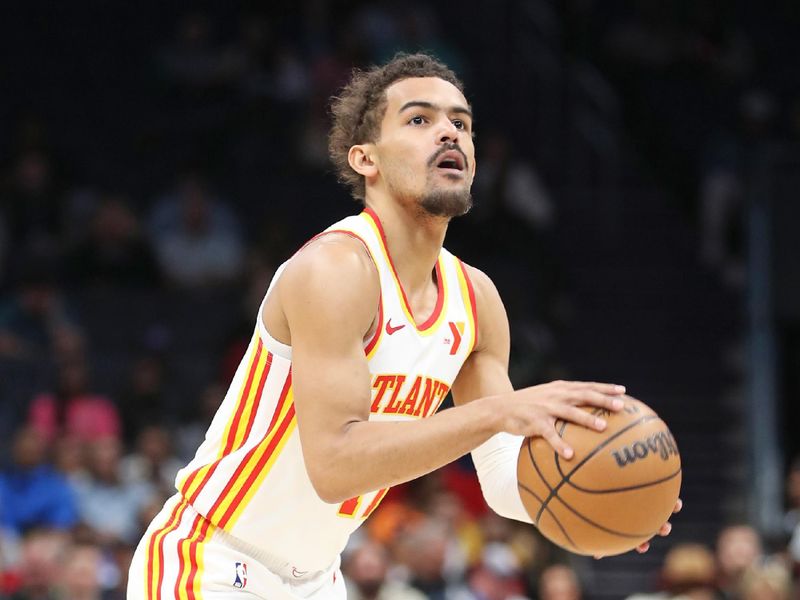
[145,497,189,600]
[173,511,216,600]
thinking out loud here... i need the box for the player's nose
[436,119,459,144]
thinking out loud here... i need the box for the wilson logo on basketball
[611,430,679,468]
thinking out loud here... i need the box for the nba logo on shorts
[233,562,248,589]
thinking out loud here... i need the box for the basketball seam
[548,490,660,539]
[517,481,583,553]
[560,466,682,494]
[533,416,658,524]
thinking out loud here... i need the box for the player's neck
[364,199,447,295]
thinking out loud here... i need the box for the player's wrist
[469,394,507,437]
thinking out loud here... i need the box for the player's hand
[593,499,683,559]
[500,380,626,459]
[635,498,682,553]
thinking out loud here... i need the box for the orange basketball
[517,396,681,556]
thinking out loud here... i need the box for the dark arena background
[1,2,799,599]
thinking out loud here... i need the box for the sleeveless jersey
[173,207,478,573]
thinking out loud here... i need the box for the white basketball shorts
[128,493,346,599]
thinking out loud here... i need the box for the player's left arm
[450,263,681,551]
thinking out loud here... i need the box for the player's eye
[409,115,426,125]
[452,119,465,130]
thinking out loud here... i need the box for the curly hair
[328,53,465,201]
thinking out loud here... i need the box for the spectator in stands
[3,528,70,600]
[783,455,800,537]
[737,561,792,600]
[148,171,244,288]
[396,518,461,600]
[72,437,154,546]
[27,355,121,446]
[538,564,582,600]
[0,427,77,536]
[52,434,87,487]
[156,10,242,91]
[627,542,717,600]
[118,352,169,447]
[65,193,160,288]
[174,381,223,463]
[58,543,103,600]
[716,524,764,600]
[0,149,63,255]
[451,542,530,600]
[343,538,426,600]
[0,257,78,360]
[119,424,182,497]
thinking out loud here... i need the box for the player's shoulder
[290,232,376,276]
[457,260,502,305]
[279,232,380,300]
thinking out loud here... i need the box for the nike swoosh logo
[292,567,308,578]
[386,319,406,335]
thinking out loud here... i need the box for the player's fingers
[541,428,573,459]
[571,382,627,396]
[673,498,683,513]
[636,541,650,553]
[550,403,608,431]
[568,389,625,412]
[658,522,672,536]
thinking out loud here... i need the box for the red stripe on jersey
[238,350,273,445]
[362,488,390,519]
[417,261,445,330]
[216,402,296,529]
[221,339,264,457]
[363,290,383,356]
[362,207,445,332]
[458,259,479,351]
[207,372,293,526]
[182,348,273,505]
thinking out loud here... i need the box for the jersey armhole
[257,229,383,359]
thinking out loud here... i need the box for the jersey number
[337,488,389,519]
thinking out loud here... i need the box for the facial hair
[419,143,473,218]
[419,186,473,218]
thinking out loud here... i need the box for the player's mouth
[434,150,466,175]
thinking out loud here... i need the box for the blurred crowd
[0,1,799,599]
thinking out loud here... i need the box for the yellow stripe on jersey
[178,334,272,503]
[219,332,260,458]
[206,375,296,529]
[456,261,478,354]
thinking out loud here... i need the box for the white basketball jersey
[174,208,478,573]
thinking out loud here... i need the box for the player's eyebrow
[398,100,473,119]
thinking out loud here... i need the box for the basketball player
[128,53,678,600]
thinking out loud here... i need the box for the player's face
[375,77,476,218]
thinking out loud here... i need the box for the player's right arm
[274,235,504,503]
[272,238,624,504]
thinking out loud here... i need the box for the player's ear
[348,144,378,179]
